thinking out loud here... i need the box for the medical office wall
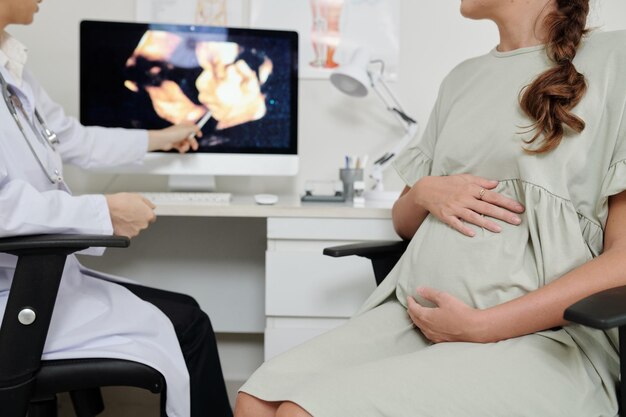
[6,1,626,409]
[8,0,626,195]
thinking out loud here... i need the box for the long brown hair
[519,0,590,154]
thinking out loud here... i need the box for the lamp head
[330,48,371,97]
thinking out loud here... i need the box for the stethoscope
[0,70,63,184]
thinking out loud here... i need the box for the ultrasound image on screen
[80,21,298,154]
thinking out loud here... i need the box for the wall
[8,0,626,407]
[9,0,626,194]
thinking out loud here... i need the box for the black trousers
[119,282,233,417]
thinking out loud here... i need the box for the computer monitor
[79,20,299,190]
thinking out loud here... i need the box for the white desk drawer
[267,217,397,241]
[266,250,376,317]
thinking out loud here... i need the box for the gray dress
[240,30,626,417]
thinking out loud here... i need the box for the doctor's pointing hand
[104,121,201,238]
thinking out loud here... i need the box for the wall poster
[136,0,245,26]
[250,0,400,79]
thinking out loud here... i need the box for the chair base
[70,388,105,417]
[28,395,58,417]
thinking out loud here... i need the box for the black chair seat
[32,358,165,398]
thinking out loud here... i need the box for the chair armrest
[564,285,626,329]
[323,240,408,259]
[0,234,129,255]
[324,240,409,287]
[0,234,129,393]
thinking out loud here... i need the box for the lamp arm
[369,74,415,132]
[371,122,419,171]
[363,68,420,192]
[369,122,419,191]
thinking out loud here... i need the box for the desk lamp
[330,48,419,199]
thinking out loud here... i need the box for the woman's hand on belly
[407,287,491,343]
[411,174,525,237]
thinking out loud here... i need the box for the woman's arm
[392,186,428,240]
[407,190,626,343]
[392,175,525,240]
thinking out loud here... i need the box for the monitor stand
[168,175,217,191]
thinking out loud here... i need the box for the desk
[150,194,394,219]
[78,195,398,364]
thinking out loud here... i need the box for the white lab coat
[0,65,190,416]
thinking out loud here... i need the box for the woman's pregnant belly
[394,214,540,310]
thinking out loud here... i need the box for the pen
[188,110,212,139]
[376,152,395,165]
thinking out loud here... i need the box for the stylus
[188,110,212,139]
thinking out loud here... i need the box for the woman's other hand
[105,193,157,238]
[411,174,525,237]
[407,288,491,343]
[148,123,201,153]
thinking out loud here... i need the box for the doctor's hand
[411,174,525,237]
[105,193,157,238]
[148,123,201,154]
[407,288,490,344]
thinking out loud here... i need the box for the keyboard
[141,192,232,205]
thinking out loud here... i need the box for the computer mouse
[254,194,279,205]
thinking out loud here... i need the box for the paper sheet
[136,0,245,26]
[250,0,400,79]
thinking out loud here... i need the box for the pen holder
[339,168,364,202]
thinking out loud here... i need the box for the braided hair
[519,0,590,154]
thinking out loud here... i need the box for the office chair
[324,240,626,416]
[0,234,165,417]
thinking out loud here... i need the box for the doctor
[0,1,232,417]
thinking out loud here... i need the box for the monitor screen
[79,20,298,160]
